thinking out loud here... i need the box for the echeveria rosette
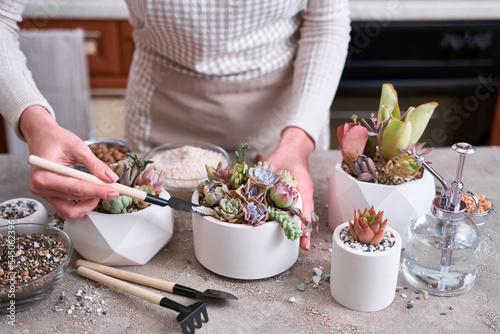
[248,163,280,186]
[214,196,244,223]
[242,202,268,226]
[234,181,267,204]
[386,153,420,179]
[378,83,438,160]
[349,206,388,245]
[101,196,133,214]
[269,182,299,208]
[337,122,369,165]
[276,169,298,188]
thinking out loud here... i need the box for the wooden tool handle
[27,155,147,201]
[77,259,175,293]
[77,266,163,305]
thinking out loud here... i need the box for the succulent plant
[112,154,153,188]
[136,165,167,195]
[349,206,388,245]
[267,206,303,240]
[214,196,244,223]
[337,118,369,165]
[377,83,438,161]
[351,155,377,182]
[386,153,420,179]
[242,202,268,226]
[248,162,280,186]
[101,196,133,214]
[207,161,233,186]
[269,182,299,208]
[276,169,298,188]
[230,143,250,189]
[234,181,267,204]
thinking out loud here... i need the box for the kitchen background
[1,0,500,153]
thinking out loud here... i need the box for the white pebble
[312,276,321,284]
[67,309,73,315]
[313,268,323,276]
[401,293,408,298]
[288,297,296,303]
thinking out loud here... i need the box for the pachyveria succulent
[197,143,317,251]
[349,206,388,245]
[351,155,377,182]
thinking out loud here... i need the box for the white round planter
[328,162,435,247]
[0,198,49,225]
[65,191,174,266]
[330,222,402,312]
[191,191,300,280]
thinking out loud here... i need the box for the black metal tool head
[176,302,209,334]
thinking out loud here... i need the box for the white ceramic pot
[191,191,300,280]
[0,198,49,226]
[65,191,174,266]
[328,162,435,247]
[330,222,402,312]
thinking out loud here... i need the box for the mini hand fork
[77,266,208,334]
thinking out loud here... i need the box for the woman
[0,0,350,250]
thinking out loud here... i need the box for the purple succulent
[248,165,280,186]
[243,202,268,226]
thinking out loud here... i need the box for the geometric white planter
[64,191,174,266]
[191,191,300,280]
[328,162,435,248]
[330,222,402,312]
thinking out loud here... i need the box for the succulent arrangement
[197,143,316,241]
[348,206,388,246]
[96,154,167,214]
[338,83,437,184]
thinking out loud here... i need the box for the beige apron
[143,62,294,153]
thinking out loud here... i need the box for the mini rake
[77,266,208,334]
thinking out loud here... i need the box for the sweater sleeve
[284,0,351,150]
[0,0,55,140]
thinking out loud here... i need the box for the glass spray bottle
[403,143,480,296]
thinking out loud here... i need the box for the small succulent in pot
[197,143,318,251]
[349,206,388,246]
[337,83,437,185]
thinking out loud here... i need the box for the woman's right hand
[19,105,120,218]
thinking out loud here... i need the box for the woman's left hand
[265,127,315,251]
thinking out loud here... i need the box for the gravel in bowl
[85,137,132,165]
[0,223,73,313]
[144,142,230,191]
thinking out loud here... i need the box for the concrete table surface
[1,146,499,333]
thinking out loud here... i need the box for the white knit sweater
[0,0,350,146]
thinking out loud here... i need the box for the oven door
[330,20,500,149]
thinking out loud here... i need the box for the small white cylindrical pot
[328,162,435,247]
[191,191,300,280]
[330,222,402,312]
[65,191,174,266]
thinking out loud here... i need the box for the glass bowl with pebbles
[0,223,73,313]
[0,198,49,226]
[144,142,230,191]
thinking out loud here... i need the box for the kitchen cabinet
[18,19,134,89]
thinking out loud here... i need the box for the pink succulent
[337,122,369,165]
[349,206,388,245]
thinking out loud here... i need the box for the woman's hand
[19,105,120,218]
[265,127,315,251]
